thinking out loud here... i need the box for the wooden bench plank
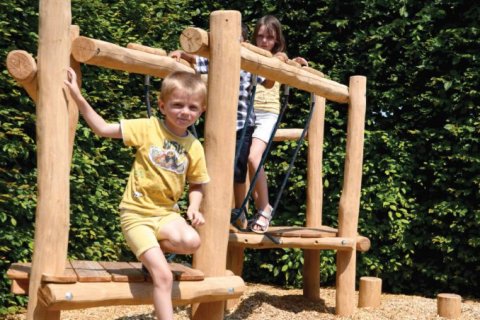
[130,262,205,281]
[98,261,145,282]
[71,260,111,282]
[42,260,78,283]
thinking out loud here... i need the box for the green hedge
[1,0,479,314]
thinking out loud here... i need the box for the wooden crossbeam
[229,226,370,252]
[38,276,245,311]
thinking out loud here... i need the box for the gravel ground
[4,283,480,320]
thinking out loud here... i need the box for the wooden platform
[229,226,370,252]
[7,261,245,310]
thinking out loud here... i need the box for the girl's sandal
[249,209,272,234]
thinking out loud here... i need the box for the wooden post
[303,95,326,300]
[335,76,366,316]
[27,1,72,319]
[437,293,462,319]
[191,10,241,320]
[358,277,382,308]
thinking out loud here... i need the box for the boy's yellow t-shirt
[119,117,209,216]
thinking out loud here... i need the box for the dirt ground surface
[4,283,480,320]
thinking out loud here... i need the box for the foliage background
[0,0,478,314]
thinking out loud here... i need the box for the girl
[248,15,307,233]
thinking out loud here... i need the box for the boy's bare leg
[159,218,201,254]
[140,247,174,320]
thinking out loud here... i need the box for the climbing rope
[144,75,152,118]
[234,91,317,242]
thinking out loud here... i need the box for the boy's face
[158,88,204,137]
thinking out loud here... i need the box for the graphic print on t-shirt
[149,140,188,174]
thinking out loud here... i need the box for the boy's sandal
[231,208,248,231]
[249,209,273,234]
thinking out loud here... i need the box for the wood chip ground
[4,283,480,319]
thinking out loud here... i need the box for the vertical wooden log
[437,293,462,319]
[303,95,326,300]
[225,246,245,310]
[358,276,382,308]
[27,1,72,320]
[335,76,366,316]
[191,10,241,320]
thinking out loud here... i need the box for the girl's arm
[187,183,205,227]
[64,67,121,139]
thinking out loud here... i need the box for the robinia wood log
[179,26,348,103]
[38,276,245,311]
[71,36,193,77]
[437,293,462,319]
[27,1,73,319]
[335,76,367,316]
[358,277,382,308]
[6,50,38,102]
[191,10,241,320]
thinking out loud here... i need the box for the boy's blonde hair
[160,71,207,107]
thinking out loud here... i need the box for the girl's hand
[292,57,309,67]
[274,52,288,62]
[169,50,182,62]
[64,67,81,97]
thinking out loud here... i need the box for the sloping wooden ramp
[7,261,245,310]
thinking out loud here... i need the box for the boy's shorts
[253,111,279,143]
[120,209,184,259]
[234,126,254,183]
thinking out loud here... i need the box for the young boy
[64,68,209,320]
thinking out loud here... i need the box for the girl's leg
[248,137,273,232]
[140,247,174,320]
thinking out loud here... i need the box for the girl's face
[256,25,276,53]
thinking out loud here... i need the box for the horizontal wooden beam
[38,275,245,311]
[71,36,193,77]
[6,50,38,102]
[179,27,349,103]
[229,233,358,251]
[273,128,304,141]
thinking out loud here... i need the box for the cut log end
[437,293,461,319]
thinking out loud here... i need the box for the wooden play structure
[6,4,368,320]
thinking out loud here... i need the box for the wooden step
[229,226,370,252]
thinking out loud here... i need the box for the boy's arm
[64,67,122,139]
[186,183,205,227]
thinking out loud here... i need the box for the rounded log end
[356,236,371,252]
[180,27,208,54]
[71,36,97,63]
[6,50,37,82]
